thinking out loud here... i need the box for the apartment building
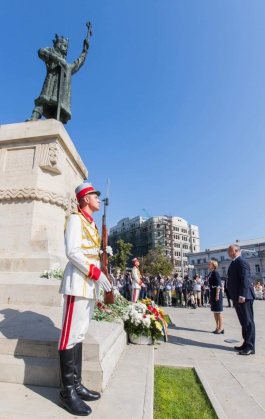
[109,215,200,274]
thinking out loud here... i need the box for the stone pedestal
[0,119,87,273]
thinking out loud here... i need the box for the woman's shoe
[215,329,224,334]
[212,329,218,333]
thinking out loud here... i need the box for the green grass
[154,366,218,419]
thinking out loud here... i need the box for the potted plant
[122,301,167,344]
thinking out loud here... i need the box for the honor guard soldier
[58,182,111,416]
[131,258,142,302]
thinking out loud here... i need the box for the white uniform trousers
[131,288,140,303]
[58,295,95,350]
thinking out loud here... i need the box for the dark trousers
[182,289,187,306]
[203,289,210,305]
[157,289,165,306]
[175,288,182,306]
[225,289,232,307]
[234,299,255,350]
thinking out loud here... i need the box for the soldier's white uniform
[57,182,111,415]
[131,259,142,302]
[60,211,101,299]
[58,211,103,350]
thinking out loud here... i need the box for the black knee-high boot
[59,347,92,416]
[74,342,101,401]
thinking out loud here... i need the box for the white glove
[97,272,112,292]
[105,246,113,256]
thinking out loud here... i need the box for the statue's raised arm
[27,22,92,124]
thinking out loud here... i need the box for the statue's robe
[34,47,87,124]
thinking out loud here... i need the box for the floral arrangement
[92,290,130,322]
[41,263,65,280]
[122,299,168,344]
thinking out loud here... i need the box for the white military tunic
[131,266,142,302]
[59,211,101,299]
[58,211,102,350]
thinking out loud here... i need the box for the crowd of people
[114,245,256,357]
[113,271,214,309]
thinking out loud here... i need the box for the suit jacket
[227,256,255,301]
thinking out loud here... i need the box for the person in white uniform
[131,258,142,302]
[58,182,111,416]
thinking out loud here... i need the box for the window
[221,256,225,261]
[222,267,226,276]
[255,264,261,273]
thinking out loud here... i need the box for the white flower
[142,316,151,327]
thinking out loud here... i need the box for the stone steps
[0,296,127,391]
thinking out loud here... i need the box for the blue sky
[1,0,265,250]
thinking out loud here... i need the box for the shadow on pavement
[167,333,235,351]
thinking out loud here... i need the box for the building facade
[109,215,200,274]
[187,238,265,283]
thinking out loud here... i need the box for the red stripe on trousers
[132,289,138,302]
[59,295,75,350]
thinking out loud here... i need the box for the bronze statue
[27,22,92,124]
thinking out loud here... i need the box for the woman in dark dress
[208,260,223,334]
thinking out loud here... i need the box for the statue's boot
[74,342,101,401]
[59,347,92,416]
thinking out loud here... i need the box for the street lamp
[180,242,184,278]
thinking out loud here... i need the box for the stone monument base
[0,274,126,391]
[0,119,88,273]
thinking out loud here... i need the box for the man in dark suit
[227,244,256,355]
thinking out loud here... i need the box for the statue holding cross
[27,22,92,124]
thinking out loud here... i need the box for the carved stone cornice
[0,188,69,210]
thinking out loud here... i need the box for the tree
[142,247,173,277]
[109,239,133,272]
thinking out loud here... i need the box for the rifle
[101,178,115,304]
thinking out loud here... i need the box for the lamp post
[180,242,184,278]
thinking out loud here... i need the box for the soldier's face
[86,193,100,213]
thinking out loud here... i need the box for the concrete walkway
[155,300,265,419]
[0,299,265,418]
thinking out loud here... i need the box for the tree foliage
[109,239,132,272]
[142,247,173,277]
